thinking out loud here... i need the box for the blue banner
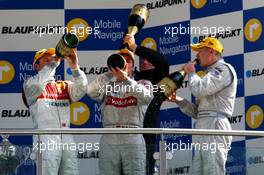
[225,54,244,98]
[0,51,64,93]
[244,7,264,53]
[65,9,130,50]
[0,0,64,9]
[191,0,242,19]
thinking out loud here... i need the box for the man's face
[122,55,134,77]
[34,53,55,72]
[196,47,216,68]
[140,58,154,71]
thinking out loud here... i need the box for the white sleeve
[188,65,232,98]
[176,99,198,119]
[23,62,58,106]
[87,72,113,102]
[67,68,88,102]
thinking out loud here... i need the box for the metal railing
[1,128,264,136]
[1,128,264,175]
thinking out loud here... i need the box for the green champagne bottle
[55,33,79,58]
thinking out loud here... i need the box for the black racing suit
[133,46,169,175]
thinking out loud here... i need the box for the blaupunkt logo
[1,109,30,118]
[248,156,264,165]
[246,68,264,78]
[146,0,187,10]
[67,67,108,76]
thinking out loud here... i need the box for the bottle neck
[178,58,198,77]
[179,69,186,77]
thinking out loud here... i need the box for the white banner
[190,11,243,58]
[65,0,189,28]
[243,0,264,10]
[0,93,34,128]
[244,50,264,96]
[246,138,264,174]
[0,10,64,51]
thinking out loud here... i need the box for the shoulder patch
[215,67,223,73]
[211,67,222,77]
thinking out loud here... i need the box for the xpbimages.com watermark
[164,24,232,37]
[31,24,100,38]
[165,140,231,154]
[32,140,100,153]
[98,82,166,97]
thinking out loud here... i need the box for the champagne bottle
[55,33,79,58]
[157,59,198,98]
[107,53,126,70]
[144,59,199,121]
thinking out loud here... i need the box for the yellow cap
[190,37,224,54]
[33,48,55,65]
[118,49,135,62]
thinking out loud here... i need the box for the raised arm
[123,34,169,82]
[87,72,113,102]
[64,51,88,102]
[135,46,169,75]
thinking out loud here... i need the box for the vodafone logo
[106,96,137,108]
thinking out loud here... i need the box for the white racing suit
[87,72,153,175]
[23,62,87,175]
[177,59,237,175]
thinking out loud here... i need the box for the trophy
[126,4,149,40]
[55,33,79,58]
[0,135,20,175]
[107,4,150,70]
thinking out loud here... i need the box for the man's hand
[183,61,196,74]
[110,66,128,82]
[65,49,79,69]
[123,34,137,51]
[167,92,177,102]
[167,92,184,103]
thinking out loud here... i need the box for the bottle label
[56,37,74,57]
[157,77,177,97]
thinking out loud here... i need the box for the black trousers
[143,94,165,175]
[143,134,156,175]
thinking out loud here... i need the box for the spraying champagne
[145,59,199,121]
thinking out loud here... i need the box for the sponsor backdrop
[0,0,264,174]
